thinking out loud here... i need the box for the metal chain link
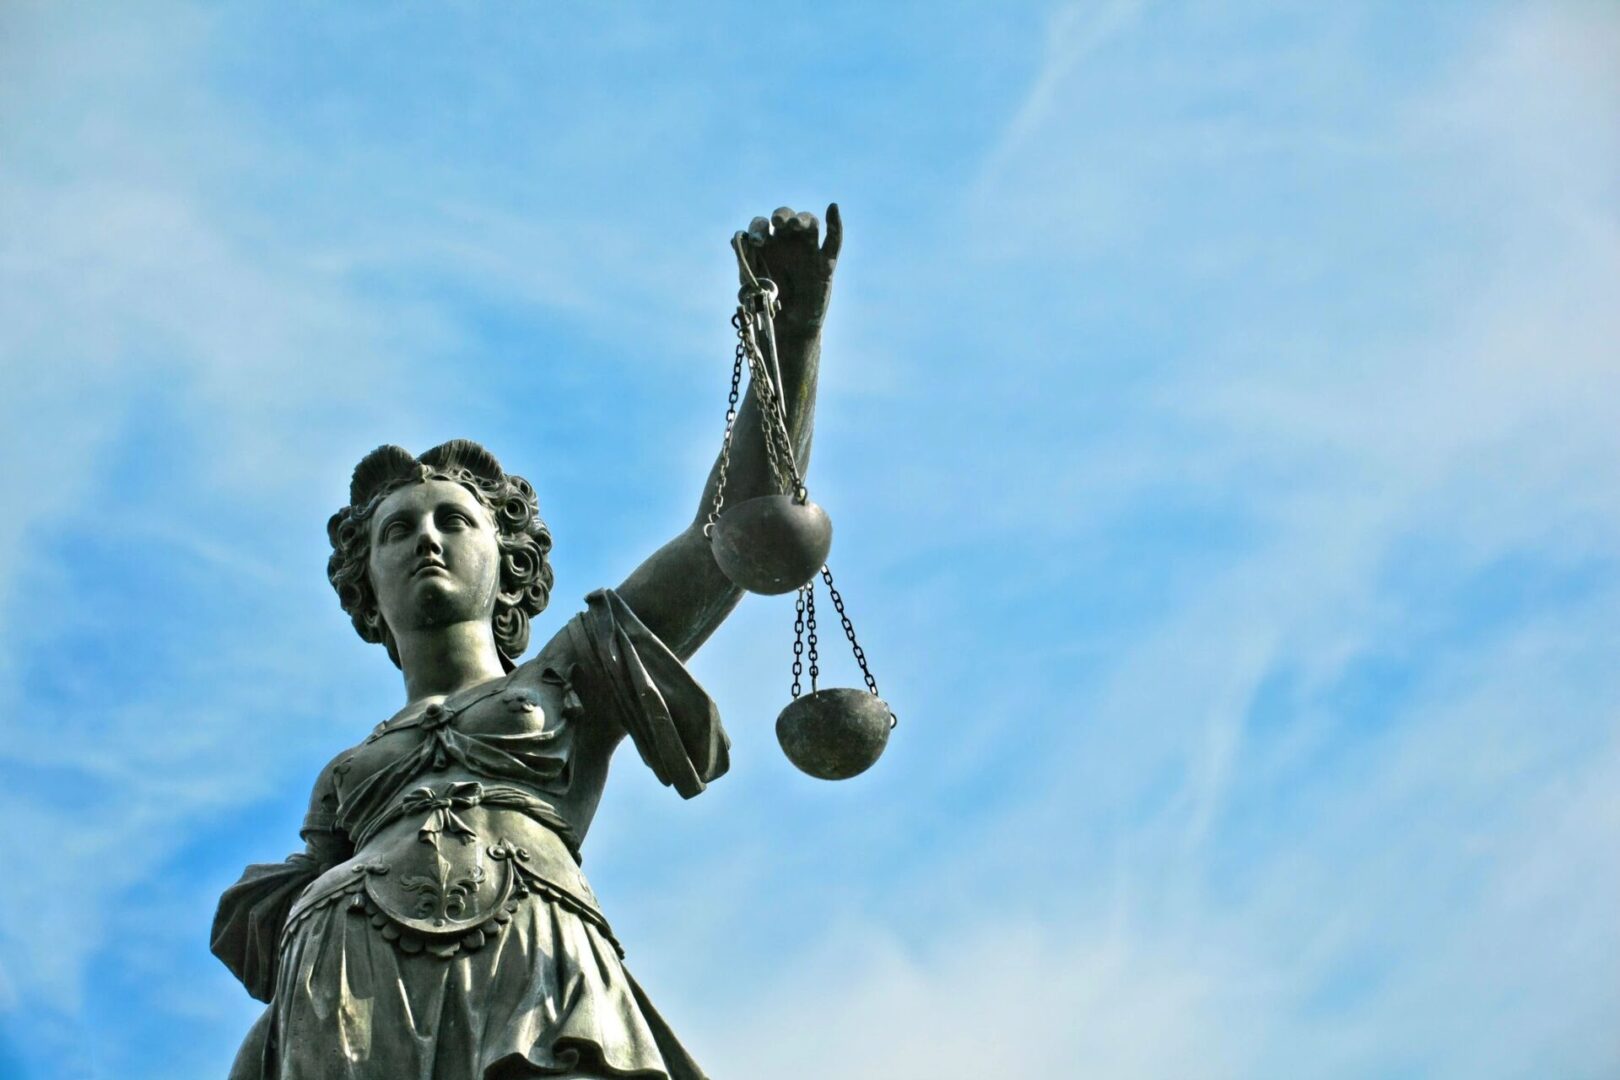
[738,316,792,493]
[805,583,819,694]
[727,237,807,503]
[754,302,801,496]
[791,586,806,699]
[738,308,808,502]
[820,565,893,725]
[702,313,749,537]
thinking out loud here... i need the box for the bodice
[324,658,616,852]
[287,658,620,958]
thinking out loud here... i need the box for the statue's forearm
[690,324,822,527]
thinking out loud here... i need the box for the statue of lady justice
[212,205,842,1079]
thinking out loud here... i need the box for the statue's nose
[415,529,443,556]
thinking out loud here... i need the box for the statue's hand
[737,203,842,334]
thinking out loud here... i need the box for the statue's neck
[394,620,507,703]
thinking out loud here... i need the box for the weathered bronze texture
[214,205,843,1080]
[775,688,894,780]
[709,493,832,594]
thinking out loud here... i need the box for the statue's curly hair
[326,439,554,671]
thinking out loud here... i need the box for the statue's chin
[406,578,484,629]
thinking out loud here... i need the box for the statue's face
[368,479,501,636]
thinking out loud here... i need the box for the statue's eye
[382,520,410,542]
[442,509,474,530]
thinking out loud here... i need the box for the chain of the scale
[704,291,808,537]
[790,579,822,698]
[737,306,807,501]
[701,312,748,537]
[821,565,895,727]
[789,567,895,727]
[725,234,798,497]
[791,587,805,697]
[807,584,819,691]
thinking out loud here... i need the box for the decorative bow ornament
[401,782,485,845]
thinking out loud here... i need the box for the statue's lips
[413,562,449,579]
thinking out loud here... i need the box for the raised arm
[618,204,842,660]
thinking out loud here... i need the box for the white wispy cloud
[977,0,1148,191]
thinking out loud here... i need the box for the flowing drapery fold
[212,832,352,1003]
[568,588,729,798]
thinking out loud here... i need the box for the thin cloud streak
[976,0,1147,192]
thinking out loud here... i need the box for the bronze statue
[212,206,841,1079]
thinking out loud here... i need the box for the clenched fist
[735,203,842,334]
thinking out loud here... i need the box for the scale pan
[776,688,893,780]
[710,494,832,595]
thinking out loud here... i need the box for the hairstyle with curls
[326,439,554,672]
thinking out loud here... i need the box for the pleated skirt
[256,895,706,1079]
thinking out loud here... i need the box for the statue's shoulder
[509,605,590,688]
[510,588,633,686]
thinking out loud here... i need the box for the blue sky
[2,1,1617,1077]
